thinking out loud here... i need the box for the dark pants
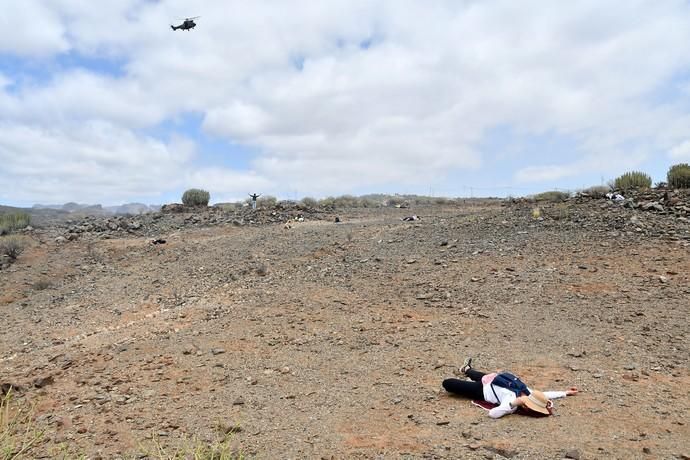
[442,369,487,400]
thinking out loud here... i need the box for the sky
[1,0,690,206]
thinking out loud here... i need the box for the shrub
[332,195,359,208]
[256,195,277,208]
[358,197,379,208]
[614,171,652,190]
[667,163,690,189]
[533,191,570,202]
[181,189,210,207]
[385,196,405,207]
[318,197,336,208]
[0,212,30,235]
[1,389,44,458]
[580,185,610,198]
[0,236,26,260]
[299,197,318,209]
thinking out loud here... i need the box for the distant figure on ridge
[249,193,261,210]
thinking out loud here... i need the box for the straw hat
[522,390,553,416]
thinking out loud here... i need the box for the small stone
[280,366,291,374]
[658,276,668,284]
[564,449,581,459]
[642,447,651,454]
[624,364,636,370]
[232,397,245,406]
[33,375,54,388]
[211,348,226,355]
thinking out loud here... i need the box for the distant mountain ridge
[31,202,161,215]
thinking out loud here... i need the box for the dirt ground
[1,202,689,459]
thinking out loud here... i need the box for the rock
[280,366,291,374]
[33,375,55,388]
[624,364,636,370]
[564,449,581,459]
[232,397,245,406]
[211,348,226,355]
[642,447,651,454]
[1,383,21,395]
[485,446,517,458]
[54,236,67,244]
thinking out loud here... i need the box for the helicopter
[171,16,200,31]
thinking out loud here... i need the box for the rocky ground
[1,195,689,459]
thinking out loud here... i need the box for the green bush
[318,197,336,208]
[614,171,652,190]
[667,163,690,189]
[0,235,26,260]
[299,197,318,208]
[0,212,30,235]
[256,195,277,208]
[581,185,610,198]
[332,195,359,208]
[533,191,570,202]
[181,189,210,207]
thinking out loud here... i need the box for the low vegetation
[580,185,610,198]
[256,195,277,208]
[182,189,211,207]
[532,191,570,202]
[0,236,26,261]
[667,163,690,189]
[1,390,44,460]
[614,171,652,190]
[299,197,318,208]
[0,212,30,236]
[142,431,244,460]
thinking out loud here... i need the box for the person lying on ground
[442,357,578,418]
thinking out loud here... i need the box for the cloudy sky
[1,0,690,206]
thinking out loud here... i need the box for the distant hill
[30,202,161,215]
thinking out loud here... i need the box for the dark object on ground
[33,375,54,388]
[335,217,341,223]
[402,215,419,221]
[1,382,22,395]
[151,239,167,245]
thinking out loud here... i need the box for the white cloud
[669,140,690,160]
[2,0,690,203]
[184,168,274,203]
[0,121,269,205]
[0,0,69,56]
